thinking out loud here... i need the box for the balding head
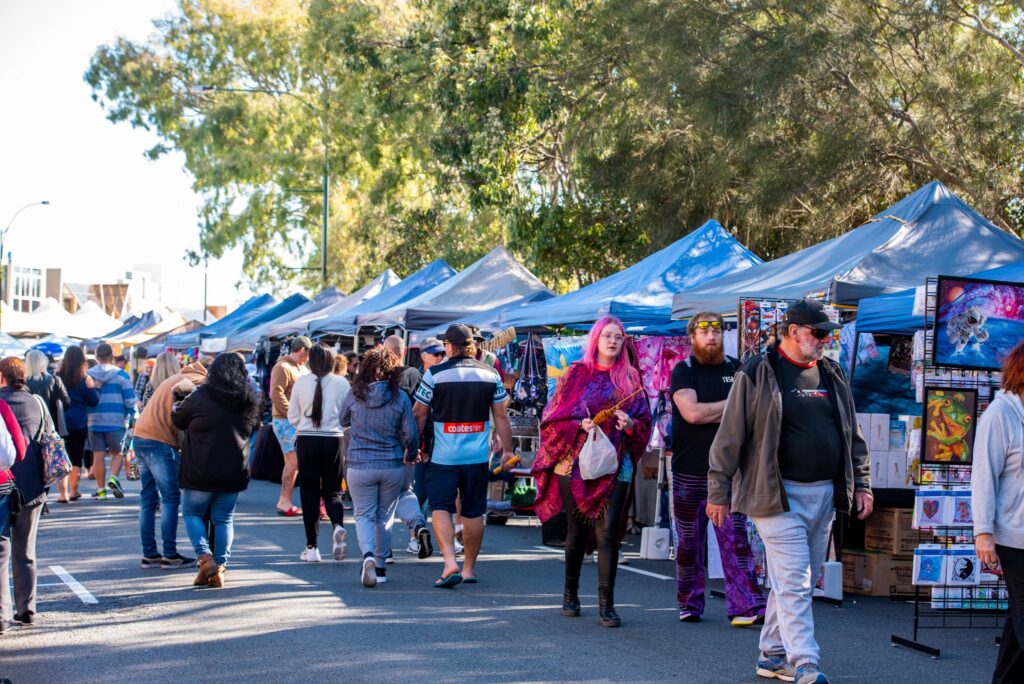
[382,335,405,360]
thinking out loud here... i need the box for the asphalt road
[0,478,1002,682]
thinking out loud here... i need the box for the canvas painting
[933,275,1024,371]
[922,387,977,464]
[887,335,913,375]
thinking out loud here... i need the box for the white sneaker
[361,556,377,587]
[454,538,464,555]
[406,538,421,555]
[619,550,629,565]
[300,547,321,562]
[332,525,348,561]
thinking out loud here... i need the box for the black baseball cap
[443,324,474,345]
[784,298,842,331]
[468,325,486,342]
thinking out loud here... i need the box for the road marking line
[532,546,674,580]
[50,565,98,604]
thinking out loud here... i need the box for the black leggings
[994,544,1024,683]
[65,428,89,468]
[296,435,345,547]
[559,475,630,589]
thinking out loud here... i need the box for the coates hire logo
[443,422,485,434]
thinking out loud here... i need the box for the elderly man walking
[707,298,873,684]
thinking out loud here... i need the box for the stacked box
[842,549,914,597]
[865,507,931,556]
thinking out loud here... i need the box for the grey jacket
[708,344,871,517]
[339,381,417,470]
[973,391,1024,549]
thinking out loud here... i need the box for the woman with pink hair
[532,316,651,627]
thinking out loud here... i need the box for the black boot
[562,576,581,617]
[598,584,621,627]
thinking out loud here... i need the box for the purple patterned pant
[672,472,766,618]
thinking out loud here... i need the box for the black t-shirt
[776,355,842,483]
[669,356,740,475]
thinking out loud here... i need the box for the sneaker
[332,525,348,561]
[361,556,377,587]
[618,550,629,565]
[95,489,107,500]
[454,538,464,555]
[12,612,35,625]
[794,663,828,684]
[375,567,388,585]
[384,550,395,565]
[140,555,163,569]
[756,654,795,682]
[406,538,421,555]
[416,526,433,559]
[300,547,322,562]
[107,476,125,498]
[731,612,763,627]
[160,554,195,568]
[678,610,701,623]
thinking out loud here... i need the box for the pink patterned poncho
[532,362,652,523]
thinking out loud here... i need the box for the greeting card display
[914,487,949,528]
[914,545,947,586]
[922,387,977,464]
[933,275,1024,371]
[950,489,973,527]
[739,299,789,361]
[946,545,980,586]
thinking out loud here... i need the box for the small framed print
[915,487,949,528]
[922,387,977,465]
[947,545,980,586]
[914,545,947,586]
[950,489,973,527]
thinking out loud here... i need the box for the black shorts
[425,462,489,518]
[65,428,89,468]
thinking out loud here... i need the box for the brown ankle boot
[193,554,214,586]
[207,565,226,588]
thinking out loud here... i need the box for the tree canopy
[86,0,1024,293]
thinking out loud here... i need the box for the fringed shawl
[532,362,651,523]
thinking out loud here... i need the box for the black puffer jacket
[171,385,259,492]
[27,374,70,431]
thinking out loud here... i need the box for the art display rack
[891,277,1005,658]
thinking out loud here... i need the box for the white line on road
[50,565,98,604]
[532,546,674,580]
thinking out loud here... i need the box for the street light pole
[192,84,329,288]
[0,200,50,330]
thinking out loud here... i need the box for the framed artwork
[913,545,946,586]
[922,386,977,464]
[933,275,1024,371]
[887,335,913,375]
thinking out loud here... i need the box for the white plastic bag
[578,426,619,480]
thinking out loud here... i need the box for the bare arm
[413,401,429,435]
[491,399,515,468]
[672,388,726,425]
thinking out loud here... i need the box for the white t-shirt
[287,374,351,437]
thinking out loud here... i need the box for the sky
[0,1,254,312]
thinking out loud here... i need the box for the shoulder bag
[32,394,72,486]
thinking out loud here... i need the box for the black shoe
[161,554,196,568]
[13,612,35,625]
[416,526,433,559]
[598,585,621,628]
[140,555,163,569]
[562,576,581,617]
[41,502,50,516]
[108,476,125,498]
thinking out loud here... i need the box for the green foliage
[86,0,1024,293]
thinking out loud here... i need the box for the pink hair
[583,316,642,397]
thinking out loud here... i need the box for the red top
[0,398,27,486]
[778,345,817,369]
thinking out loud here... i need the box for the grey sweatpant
[347,467,404,568]
[0,501,44,620]
[749,480,834,668]
[394,464,426,531]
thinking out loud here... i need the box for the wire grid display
[891,277,1006,658]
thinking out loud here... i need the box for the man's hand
[707,502,730,527]
[976,533,998,566]
[500,451,517,471]
[855,491,874,520]
[417,448,431,464]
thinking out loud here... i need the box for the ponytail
[310,376,324,428]
[305,343,336,429]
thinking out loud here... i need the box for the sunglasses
[693,320,722,331]
[803,326,831,340]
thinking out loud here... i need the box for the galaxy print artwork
[933,275,1024,371]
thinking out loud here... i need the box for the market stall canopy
[311,260,456,336]
[3,298,81,338]
[116,311,188,347]
[223,293,312,351]
[857,260,1024,336]
[30,334,81,356]
[0,302,35,336]
[162,294,278,350]
[271,270,401,337]
[141,320,205,357]
[260,287,347,339]
[356,247,552,331]
[0,331,29,357]
[414,290,556,342]
[503,220,761,330]
[70,301,122,339]
[672,181,1024,318]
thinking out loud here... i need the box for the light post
[191,84,329,287]
[0,200,50,330]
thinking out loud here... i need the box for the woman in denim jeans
[172,354,259,588]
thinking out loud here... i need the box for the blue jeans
[135,437,181,558]
[182,489,239,567]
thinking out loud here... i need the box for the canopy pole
[848,326,861,386]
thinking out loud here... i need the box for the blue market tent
[503,220,762,330]
[250,287,346,340]
[672,181,1024,318]
[273,270,402,337]
[312,260,457,336]
[356,247,551,332]
[857,261,1024,336]
[414,289,556,342]
[162,294,278,350]
[106,311,160,341]
[96,314,142,341]
[224,293,311,351]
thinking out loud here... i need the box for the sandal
[461,577,477,584]
[69,493,82,501]
[433,573,463,589]
[276,506,302,517]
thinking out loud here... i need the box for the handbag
[54,400,69,438]
[577,425,619,480]
[32,394,72,486]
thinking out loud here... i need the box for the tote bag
[33,395,72,486]
[577,426,619,480]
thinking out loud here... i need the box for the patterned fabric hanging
[514,334,545,408]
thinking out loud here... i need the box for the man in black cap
[413,324,516,587]
[467,325,504,380]
[707,298,872,684]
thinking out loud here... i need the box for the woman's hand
[613,410,634,431]
[976,533,998,566]
[85,375,95,389]
[581,418,595,432]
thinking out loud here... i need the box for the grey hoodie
[86,364,136,432]
[339,381,417,470]
[973,390,1024,549]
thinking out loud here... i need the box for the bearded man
[669,312,767,627]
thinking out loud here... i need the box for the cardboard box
[864,507,929,555]
[843,549,914,596]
